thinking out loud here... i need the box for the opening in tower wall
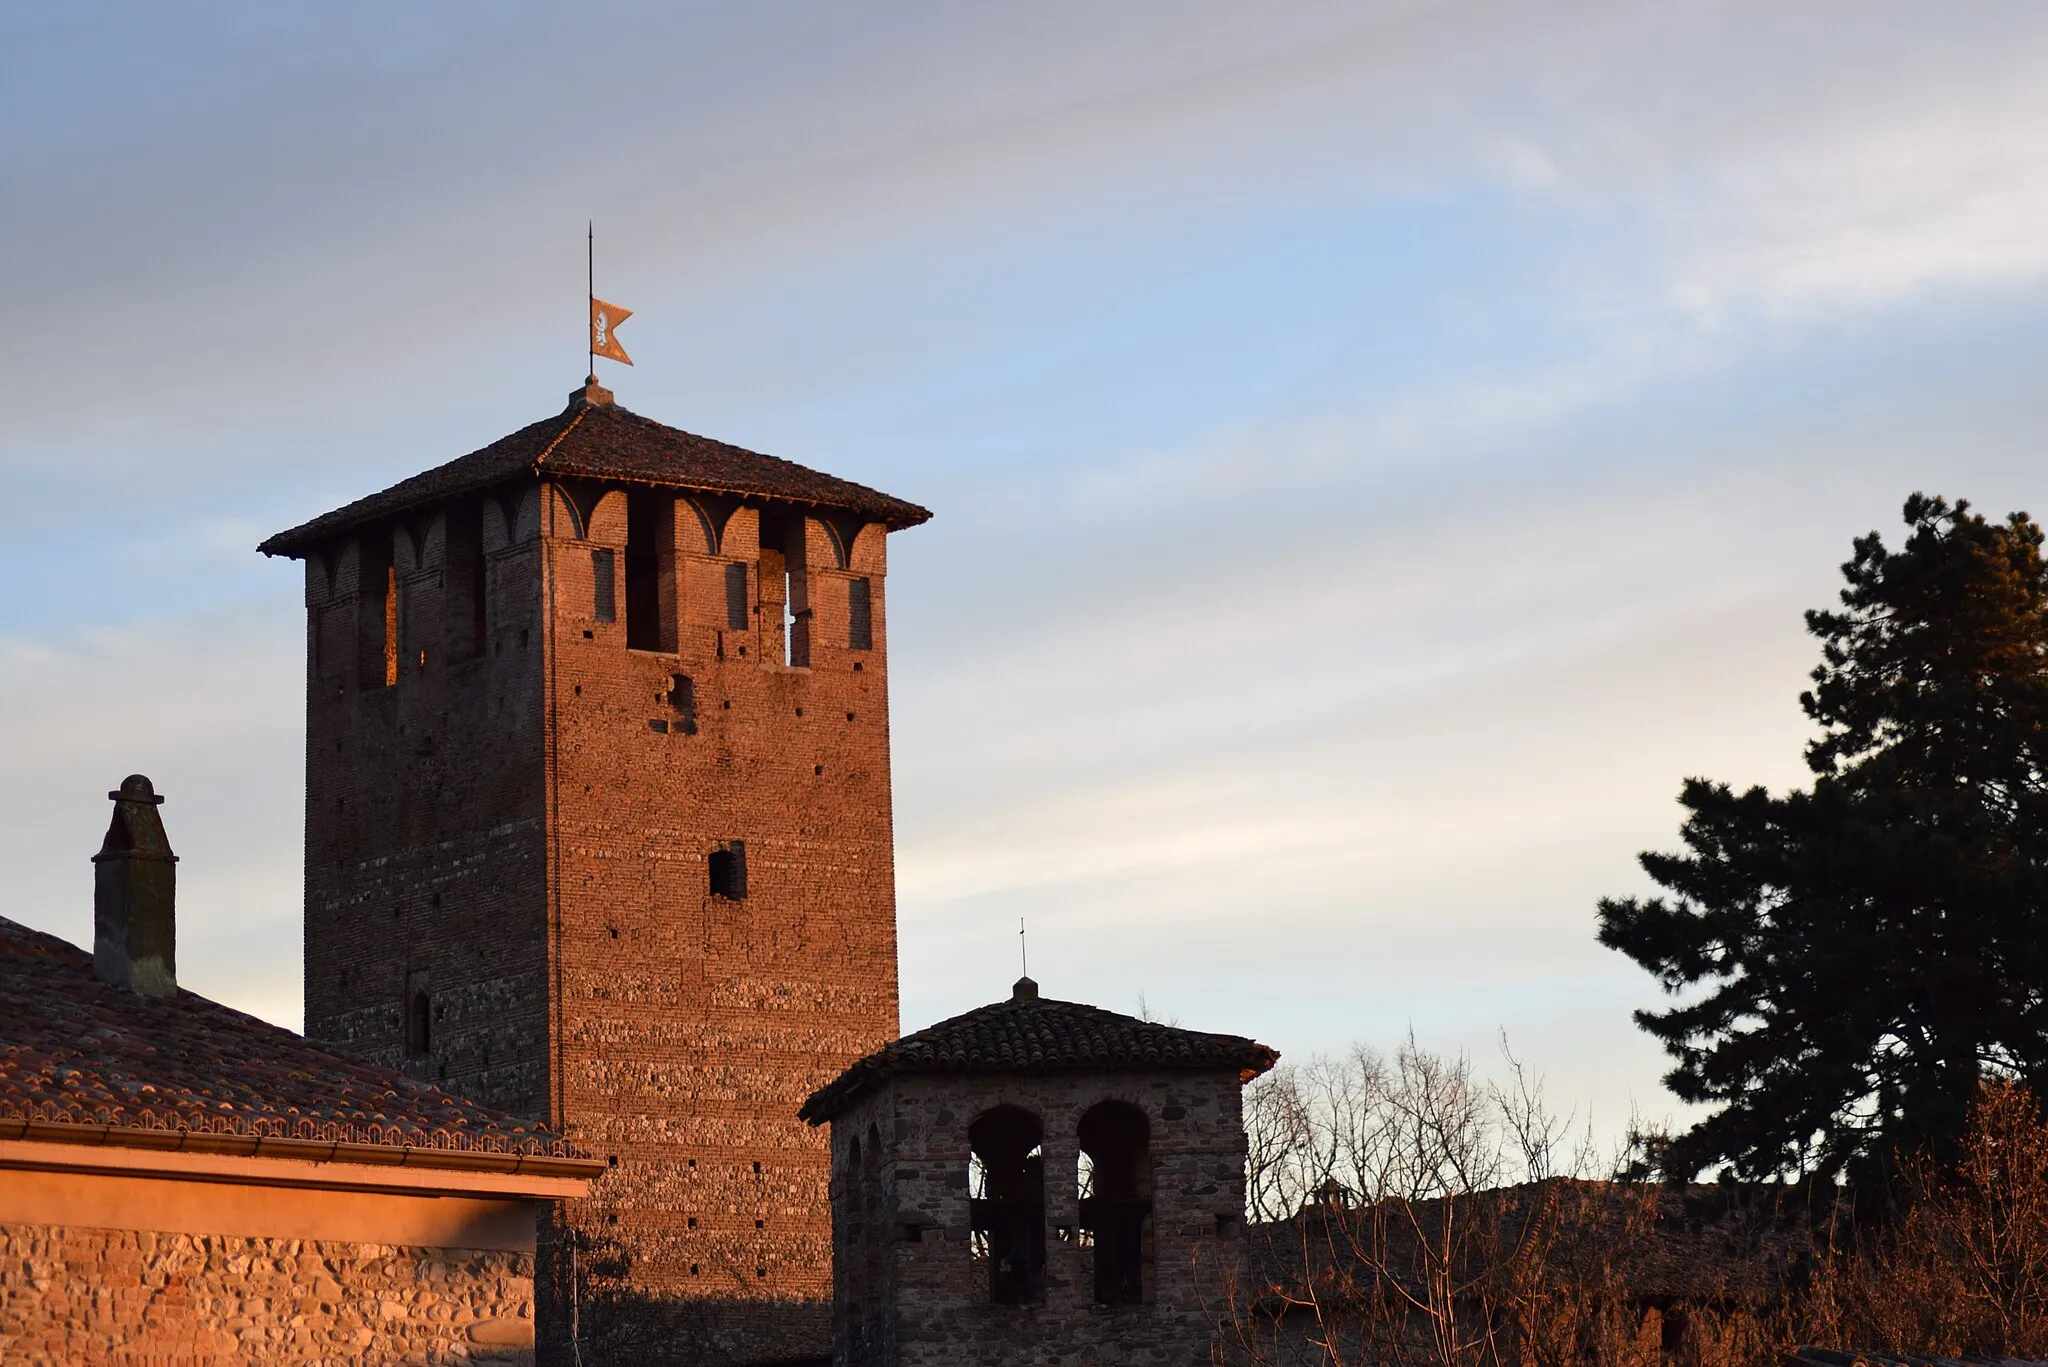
[968,1106,1046,1306]
[668,674,697,734]
[357,527,398,689]
[591,548,616,623]
[405,989,431,1058]
[444,500,488,661]
[1078,1100,1152,1306]
[709,841,747,900]
[848,576,872,651]
[625,490,674,651]
[724,561,748,630]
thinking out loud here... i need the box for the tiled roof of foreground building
[801,976,1278,1123]
[259,385,931,557]
[0,913,583,1166]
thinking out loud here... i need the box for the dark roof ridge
[259,393,930,558]
[800,987,1277,1124]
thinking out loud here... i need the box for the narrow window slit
[848,576,873,651]
[724,562,749,630]
[592,548,616,623]
[405,989,431,1058]
[357,528,398,689]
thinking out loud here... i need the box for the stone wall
[0,1224,535,1365]
[830,1068,1249,1367]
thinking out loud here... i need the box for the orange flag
[590,298,634,365]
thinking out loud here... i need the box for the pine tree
[1598,494,2048,1182]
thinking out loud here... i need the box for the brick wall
[302,474,903,1364]
[0,1225,534,1365]
[302,484,551,1121]
[828,1069,1250,1367]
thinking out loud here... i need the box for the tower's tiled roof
[258,389,931,558]
[0,913,580,1162]
[800,978,1278,1124]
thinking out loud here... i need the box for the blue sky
[5,2,2048,1145]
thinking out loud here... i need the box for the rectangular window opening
[592,548,616,623]
[784,570,800,667]
[723,562,749,631]
[357,528,398,689]
[769,523,811,668]
[445,501,488,661]
[708,840,747,900]
[848,577,873,651]
[405,991,431,1056]
[625,491,673,651]
[404,971,431,1058]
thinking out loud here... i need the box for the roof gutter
[0,1117,603,1198]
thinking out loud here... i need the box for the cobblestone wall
[0,1224,535,1365]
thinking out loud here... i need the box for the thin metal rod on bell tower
[587,221,595,381]
[1019,917,1027,979]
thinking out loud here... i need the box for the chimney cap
[110,774,164,805]
[1012,976,1038,1003]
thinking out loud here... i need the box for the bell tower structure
[261,377,929,1361]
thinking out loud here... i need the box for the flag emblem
[590,298,634,366]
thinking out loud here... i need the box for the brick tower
[260,376,929,1363]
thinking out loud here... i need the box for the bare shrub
[1223,1034,1669,1366]
[1223,1045,2048,1366]
[1791,1079,2048,1359]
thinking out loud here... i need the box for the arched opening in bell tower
[1078,1101,1151,1306]
[968,1106,1045,1305]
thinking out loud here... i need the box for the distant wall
[0,1224,536,1366]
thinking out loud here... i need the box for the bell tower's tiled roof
[800,977,1278,1124]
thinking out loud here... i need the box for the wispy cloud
[3,0,2047,1141]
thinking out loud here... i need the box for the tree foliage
[1598,494,2048,1182]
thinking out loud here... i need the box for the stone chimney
[93,774,178,996]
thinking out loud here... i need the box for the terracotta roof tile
[800,979,1277,1123]
[0,914,574,1158]
[258,394,930,559]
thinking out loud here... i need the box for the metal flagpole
[587,222,594,381]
